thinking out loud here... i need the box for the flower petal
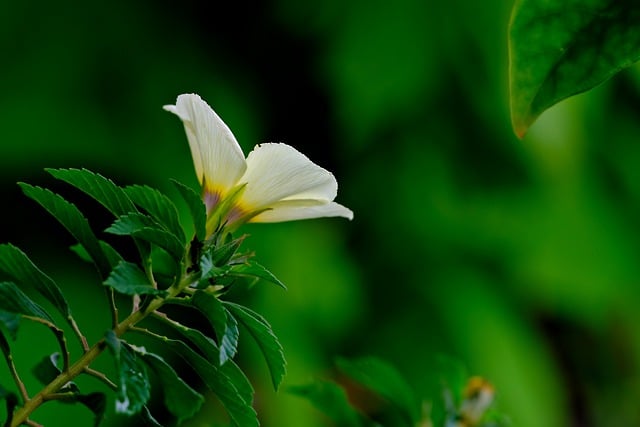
[240,143,338,209]
[164,94,246,192]
[250,201,354,223]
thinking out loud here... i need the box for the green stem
[3,352,29,404]
[9,291,172,427]
[83,367,118,391]
[23,316,70,372]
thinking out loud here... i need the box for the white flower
[164,93,353,233]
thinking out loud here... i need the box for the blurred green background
[3,1,640,426]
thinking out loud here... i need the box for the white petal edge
[164,94,247,191]
[240,143,338,209]
[250,201,354,223]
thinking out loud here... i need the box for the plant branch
[83,367,117,391]
[9,269,196,427]
[67,315,89,353]
[2,351,29,403]
[22,316,70,372]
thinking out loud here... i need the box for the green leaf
[105,331,151,416]
[151,315,254,417]
[76,392,107,427]
[209,235,245,267]
[124,185,186,244]
[139,405,164,427]
[105,213,157,235]
[289,380,363,427]
[191,291,239,365]
[70,241,123,267]
[0,383,20,425]
[18,183,112,278]
[103,262,167,297]
[47,168,136,217]
[0,281,53,322]
[0,310,20,342]
[170,179,206,241]
[162,338,257,427]
[509,0,640,137]
[336,357,420,424]
[32,353,62,385]
[224,302,286,391]
[136,350,204,423]
[0,244,71,320]
[229,261,287,290]
[107,214,185,261]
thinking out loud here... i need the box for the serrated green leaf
[136,351,204,423]
[230,261,287,290]
[170,179,206,241]
[32,353,62,385]
[289,380,364,427]
[150,315,254,417]
[45,168,154,263]
[191,291,238,365]
[107,214,185,261]
[70,241,123,267]
[106,213,157,235]
[104,332,151,416]
[0,281,53,322]
[47,168,136,217]
[103,262,167,297]
[163,338,257,427]
[336,357,420,424]
[209,235,245,267]
[18,183,112,278]
[224,302,286,390]
[0,310,20,342]
[509,0,640,137]
[0,244,71,320]
[125,185,186,244]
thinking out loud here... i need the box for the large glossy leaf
[289,381,363,427]
[509,0,640,137]
[18,183,111,277]
[103,261,167,297]
[170,179,206,241]
[124,185,186,244]
[0,244,70,320]
[105,332,151,416]
[135,350,204,423]
[224,302,286,390]
[0,281,53,322]
[191,291,239,365]
[47,168,136,217]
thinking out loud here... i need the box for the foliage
[509,0,640,137]
[0,169,286,426]
[291,356,508,427]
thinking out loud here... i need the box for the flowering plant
[0,94,351,426]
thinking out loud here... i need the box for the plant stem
[22,316,70,372]
[9,295,164,427]
[83,367,118,391]
[3,352,29,403]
